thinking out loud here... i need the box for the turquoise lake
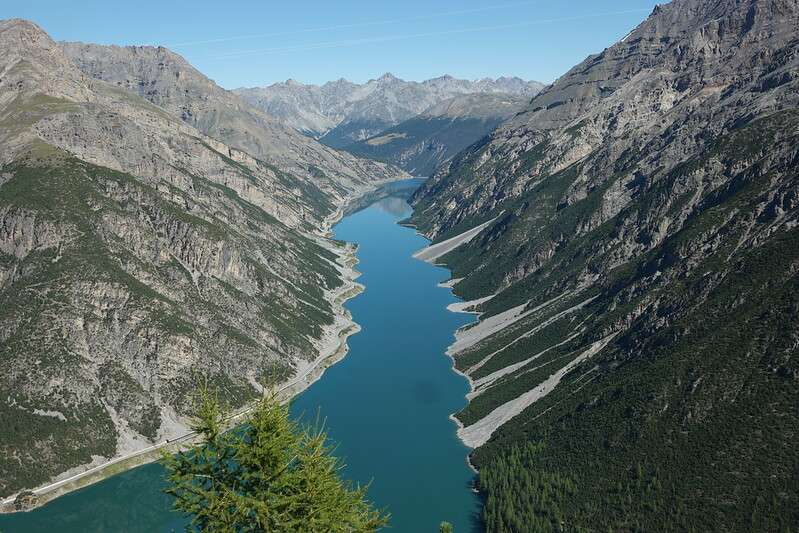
[0,180,481,532]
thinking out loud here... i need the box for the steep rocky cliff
[235,74,544,147]
[59,42,405,201]
[0,19,401,497]
[346,93,528,176]
[410,0,799,529]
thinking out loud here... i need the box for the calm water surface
[0,181,480,532]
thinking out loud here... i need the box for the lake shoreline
[0,178,482,532]
[440,287,481,476]
[0,180,396,515]
[290,193,482,531]
[410,225,490,476]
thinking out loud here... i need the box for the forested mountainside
[235,74,543,148]
[410,0,799,530]
[345,93,528,176]
[0,19,403,497]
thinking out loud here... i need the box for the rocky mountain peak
[58,38,406,194]
[0,18,92,103]
[0,17,47,41]
[501,0,798,137]
[376,72,398,82]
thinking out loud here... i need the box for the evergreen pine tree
[162,387,388,532]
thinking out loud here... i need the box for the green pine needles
[162,388,388,532]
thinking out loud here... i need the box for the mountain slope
[0,19,390,498]
[235,74,544,148]
[345,93,528,176]
[59,42,405,204]
[61,43,406,202]
[409,0,799,530]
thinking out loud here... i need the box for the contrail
[208,9,651,59]
[167,1,546,47]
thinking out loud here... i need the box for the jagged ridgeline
[0,19,404,496]
[410,0,799,530]
[235,74,544,149]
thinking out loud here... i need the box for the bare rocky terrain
[59,41,403,203]
[410,0,799,529]
[0,18,404,497]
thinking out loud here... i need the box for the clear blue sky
[2,0,661,88]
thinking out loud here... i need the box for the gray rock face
[346,93,529,176]
[58,42,407,204]
[415,0,799,241]
[234,74,544,147]
[0,18,397,497]
[410,0,799,529]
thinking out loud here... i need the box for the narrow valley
[1,0,798,531]
[0,180,482,532]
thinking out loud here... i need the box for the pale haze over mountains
[235,74,544,147]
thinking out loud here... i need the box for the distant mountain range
[235,74,544,149]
